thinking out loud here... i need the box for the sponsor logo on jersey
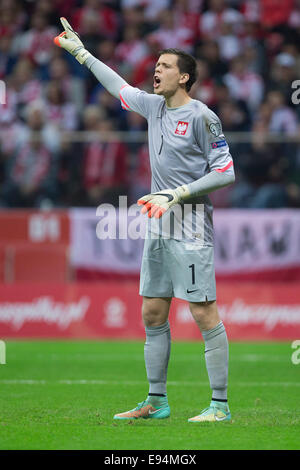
[211,139,227,149]
[175,121,189,135]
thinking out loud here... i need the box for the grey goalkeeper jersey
[120,85,234,244]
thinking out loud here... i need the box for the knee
[189,300,219,331]
[189,301,210,322]
[142,298,170,327]
[142,304,165,327]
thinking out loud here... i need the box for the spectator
[191,59,217,107]
[95,39,118,71]
[242,43,266,77]
[266,89,298,135]
[52,0,78,21]
[81,106,128,206]
[218,99,250,132]
[268,52,298,105]
[240,0,260,24]
[115,25,148,68]
[260,0,294,29]
[121,0,171,24]
[44,80,78,131]
[1,100,60,208]
[90,87,124,127]
[147,10,194,52]
[199,0,244,41]
[122,5,150,35]
[132,35,161,87]
[17,12,58,69]
[130,143,151,203]
[9,57,42,114]
[34,0,61,27]
[218,20,242,61]
[223,54,264,114]
[0,0,27,37]
[288,0,300,30]
[0,33,16,79]
[143,0,171,23]
[71,0,119,40]
[195,40,228,80]
[251,101,273,152]
[173,0,200,44]
[280,43,300,77]
[48,56,86,114]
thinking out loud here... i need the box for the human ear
[180,73,189,85]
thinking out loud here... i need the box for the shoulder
[191,100,224,139]
[122,85,163,102]
[191,100,221,129]
[121,85,164,111]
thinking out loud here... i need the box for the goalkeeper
[54,18,235,423]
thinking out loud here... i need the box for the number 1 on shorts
[189,264,195,285]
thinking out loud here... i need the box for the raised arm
[54,17,127,99]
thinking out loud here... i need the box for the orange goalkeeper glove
[54,17,91,65]
[137,185,190,219]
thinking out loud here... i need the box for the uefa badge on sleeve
[208,122,222,137]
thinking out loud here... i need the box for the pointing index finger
[60,17,74,33]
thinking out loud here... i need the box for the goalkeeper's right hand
[54,17,91,65]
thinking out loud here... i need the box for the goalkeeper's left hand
[137,185,190,219]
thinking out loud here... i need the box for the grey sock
[202,321,228,401]
[144,321,171,395]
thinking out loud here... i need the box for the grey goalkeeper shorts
[139,237,216,302]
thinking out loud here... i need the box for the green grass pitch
[0,340,299,450]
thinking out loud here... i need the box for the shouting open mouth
[153,75,161,89]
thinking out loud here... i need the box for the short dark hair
[158,48,198,92]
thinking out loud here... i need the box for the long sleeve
[84,55,128,100]
[186,105,235,198]
[187,166,235,197]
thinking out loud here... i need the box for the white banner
[214,209,300,273]
[70,208,300,275]
[70,208,145,273]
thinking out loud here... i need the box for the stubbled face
[153,54,187,97]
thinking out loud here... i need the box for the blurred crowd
[0,0,300,209]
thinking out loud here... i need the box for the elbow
[224,162,235,186]
[228,171,235,185]
[225,173,235,189]
[215,168,235,187]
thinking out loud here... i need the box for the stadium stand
[0,0,299,210]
